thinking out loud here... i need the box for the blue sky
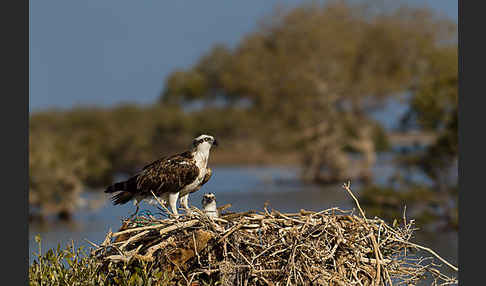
[29,0,457,112]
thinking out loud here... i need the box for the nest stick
[91,184,457,286]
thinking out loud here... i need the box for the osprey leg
[168,192,179,216]
[180,194,189,209]
[129,202,140,219]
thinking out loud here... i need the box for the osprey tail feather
[105,176,138,205]
[110,191,134,205]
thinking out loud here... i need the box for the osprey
[105,134,218,216]
[201,193,218,218]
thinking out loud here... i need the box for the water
[28,165,457,280]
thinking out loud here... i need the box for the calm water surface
[29,164,457,279]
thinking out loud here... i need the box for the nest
[89,183,457,285]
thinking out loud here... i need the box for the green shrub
[29,235,179,286]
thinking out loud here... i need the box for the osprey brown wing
[180,167,212,197]
[201,167,212,186]
[136,152,199,197]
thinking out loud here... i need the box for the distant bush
[29,104,262,220]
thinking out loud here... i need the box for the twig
[150,191,177,218]
[392,238,458,272]
[342,181,367,220]
[160,219,199,235]
[112,223,167,238]
[84,239,99,249]
[217,224,242,244]
[120,230,150,250]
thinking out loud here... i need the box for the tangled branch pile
[89,186,457,286]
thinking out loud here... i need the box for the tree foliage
[362,39,457,229]
[411,45,458,191]
[160,0,456,183]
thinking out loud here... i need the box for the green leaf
[129,273,142,286]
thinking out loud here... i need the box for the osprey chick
[105,134,218,216]
[201,193,219,218]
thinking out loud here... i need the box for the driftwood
[90,183,457,286]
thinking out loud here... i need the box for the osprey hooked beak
[212,138,219,147]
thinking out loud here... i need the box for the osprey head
[192,134,218,150]
[202,192,216,206]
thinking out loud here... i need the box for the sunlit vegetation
[29,0,457,229]
[29,235,179,286]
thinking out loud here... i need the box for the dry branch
[88,184,457,286]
